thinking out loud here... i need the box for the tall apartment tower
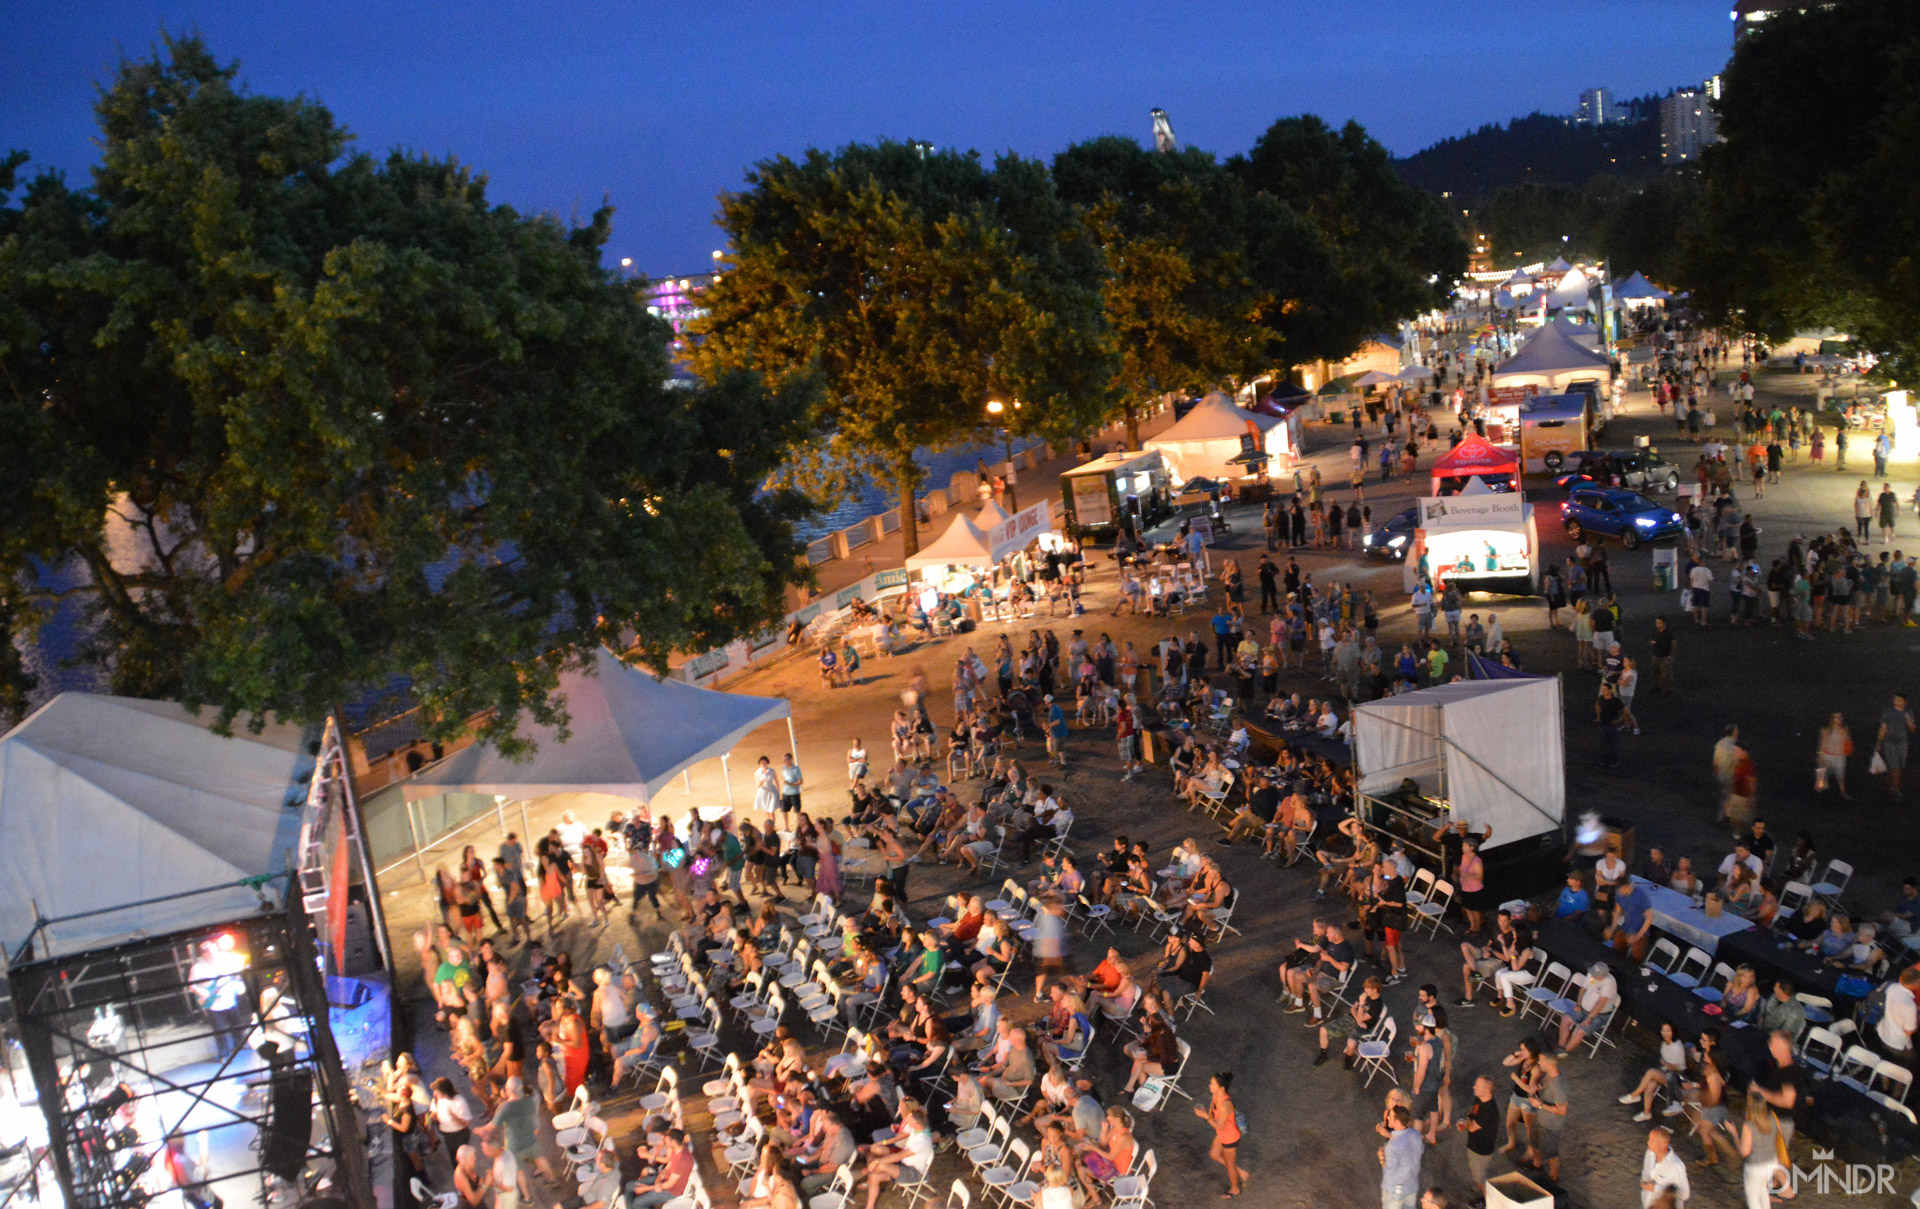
[1576,87,1620,126]
[1660,88,1720,162]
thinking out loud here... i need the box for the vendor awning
[1430,435,1519,478]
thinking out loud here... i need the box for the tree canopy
[688,142,1112,556]
[1682,0,1920,377]
[0,37,813,746]
[1231,116,1467,354]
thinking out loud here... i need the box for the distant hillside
[1396,110,1661,203]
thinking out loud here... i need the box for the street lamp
[985,398,1021,510]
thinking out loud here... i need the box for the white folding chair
[1355,1014,1399,1088]
[1798,1026,1843,1075]
[408,1179,460,1209]
[1111,1149,1156,1209]
[1797,991,1835,1026]
[1692,962,1735,1003]
[1666,947,1710,990]
[1520,962,1573,1024]
[1779,881,1813,916]
[1834,1044,1882,1095]
[806,1164,854,1209]
[1413,879,1454,937]
[1811,859,1853,906]
[639,1066,681,1119]
[1646,938,1682,975]
[978,1137,1031,1206]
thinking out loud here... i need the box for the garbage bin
[1651,547,1678,591]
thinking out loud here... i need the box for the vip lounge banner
[987,499,1052,561]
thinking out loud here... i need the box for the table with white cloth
[1632,876,1754,955]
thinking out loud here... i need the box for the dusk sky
[5,2,1734,275]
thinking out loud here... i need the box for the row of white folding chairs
[1402,868,1456,937]
[957,1102,1158,1209]
[1515,962,1619,1057]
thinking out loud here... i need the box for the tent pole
[721,753,735,808]
[520,801,532,859]
[683,769,693,796]
[785,716,799,759]
[405,797,427,881]
[495,794,507,838]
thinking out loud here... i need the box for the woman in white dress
[847,740,869,786]
[751,756,781,815]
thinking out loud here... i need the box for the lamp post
[985,398,1021,510]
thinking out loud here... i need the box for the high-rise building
[1575,87,1622,126]
[1660,88,1720,163]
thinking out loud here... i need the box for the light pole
[985,398,1021,510]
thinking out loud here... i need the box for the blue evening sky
[3,1,1734,275]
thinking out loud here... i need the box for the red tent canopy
[1431,435,1517,476]
[1429,435,1520,495]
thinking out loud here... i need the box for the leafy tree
[1052,139,1255,446]
[1231,116,1467,359]
[0,37,813,745]
[690,142,1111,556]
[1684,0,1920,375]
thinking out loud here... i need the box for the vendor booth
[1144,393,1295,486]
[1611,271,1671,308]
[1493,318,1611,395]
[0,695,383,1209]
[1429,435,1521,496]
[1351,677,1566,866]
[1059,450,1171,542]
[904,500,1060,610]
[1411,493,1539,593]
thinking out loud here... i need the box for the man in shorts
[1115,699,1141,781]
[1287,922,1354,1023]
[1878,691,1915,799]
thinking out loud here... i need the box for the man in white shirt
[482,1135,521,1209]
[1716,842,1764,888]
[1876,968,1919,1060]
[1639,1125,1689,1207]
[555,810,587,857]
[1687,562,1714,626]
[1556,961,1619,1056]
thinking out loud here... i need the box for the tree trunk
[897,469,922,559]
[1124,400,1141,451]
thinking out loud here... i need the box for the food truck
[1058,450,1171,543]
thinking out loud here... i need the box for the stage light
[216,934,235,951]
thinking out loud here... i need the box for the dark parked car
[1554,449,1681,494]
[1360,506,1419,560]
[1560,487,1684,548]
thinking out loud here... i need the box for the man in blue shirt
[1610,878,1653,954]
[1045,696,1068,767]
[1210,611,1234,670]
[1380,1104,1424,1209]
[1554,872,1591,921]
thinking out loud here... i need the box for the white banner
[987,499,1052,561]
[1418,494,1525,532]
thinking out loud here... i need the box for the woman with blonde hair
[1736,1092,1789,1209]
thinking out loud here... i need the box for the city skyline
[6,1,1734,274]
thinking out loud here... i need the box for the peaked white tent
[973,500,1012,528]
[1544,256,1573,273]
[1144,392,1291,484]
[0,694,313,958]
[1545,268,1595,311]
[1492,319,1611,391]
[1352,370,1400,389]
[906,510,996,572]
[1352,678,1565,848]
[1612,271,1671,303]
[406,648,791,804]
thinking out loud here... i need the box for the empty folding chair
[1521,963,1573,1024]
[1797,992,1835,1026]
[1354,1014,1399,1088]
[1811,859,1853,906]
[1798,1026,1843,1075]
[1078,894,1115,940]
[1835,1044,1882,1094]
[1779,881,1813,917]
[1110,1150,1156,1209]
[1666,947,1710,990]
[977,1138,1032,1206]
[806,1164,855,1209]
[1645,938,1683,975]
[1412,879,1455,937]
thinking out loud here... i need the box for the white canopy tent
[1545,268,1595,312]
[405,647,792,807]
[973,500,1012,528]
[906,510,996,573]
[1144,393,1291,485]
[0,694,314,960]
[1352,370,1400,389]
[1352,678,1565,849]
[1492,319,1611,392]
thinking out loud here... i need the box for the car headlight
[1387,535,1407,548]
[1635,516,1656,527]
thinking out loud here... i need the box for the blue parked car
[1560,487,1684,548]
[1360,506,1419,560]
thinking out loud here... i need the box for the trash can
[1651,547,1678,591]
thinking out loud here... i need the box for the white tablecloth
[1633,877,1754,955]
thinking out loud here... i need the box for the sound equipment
[262,1069,313,1180]
[339,901,378,977]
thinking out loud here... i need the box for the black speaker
[262,1068,313,1180]
[341,901,379,976]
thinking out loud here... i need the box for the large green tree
[0,37,813,746]
[1683,0,1920,377]
[1231,116,1468,357]
[1052,138,1259,447]
[689,143,1112,556]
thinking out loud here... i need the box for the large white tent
[906,510,996,572]
[1352,678,1565,848]
[1492,319,1611,392]
[1145,393,1291,484]
[1545,267,1595,311]
[405,648,791,803]
[0,694,314,959]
